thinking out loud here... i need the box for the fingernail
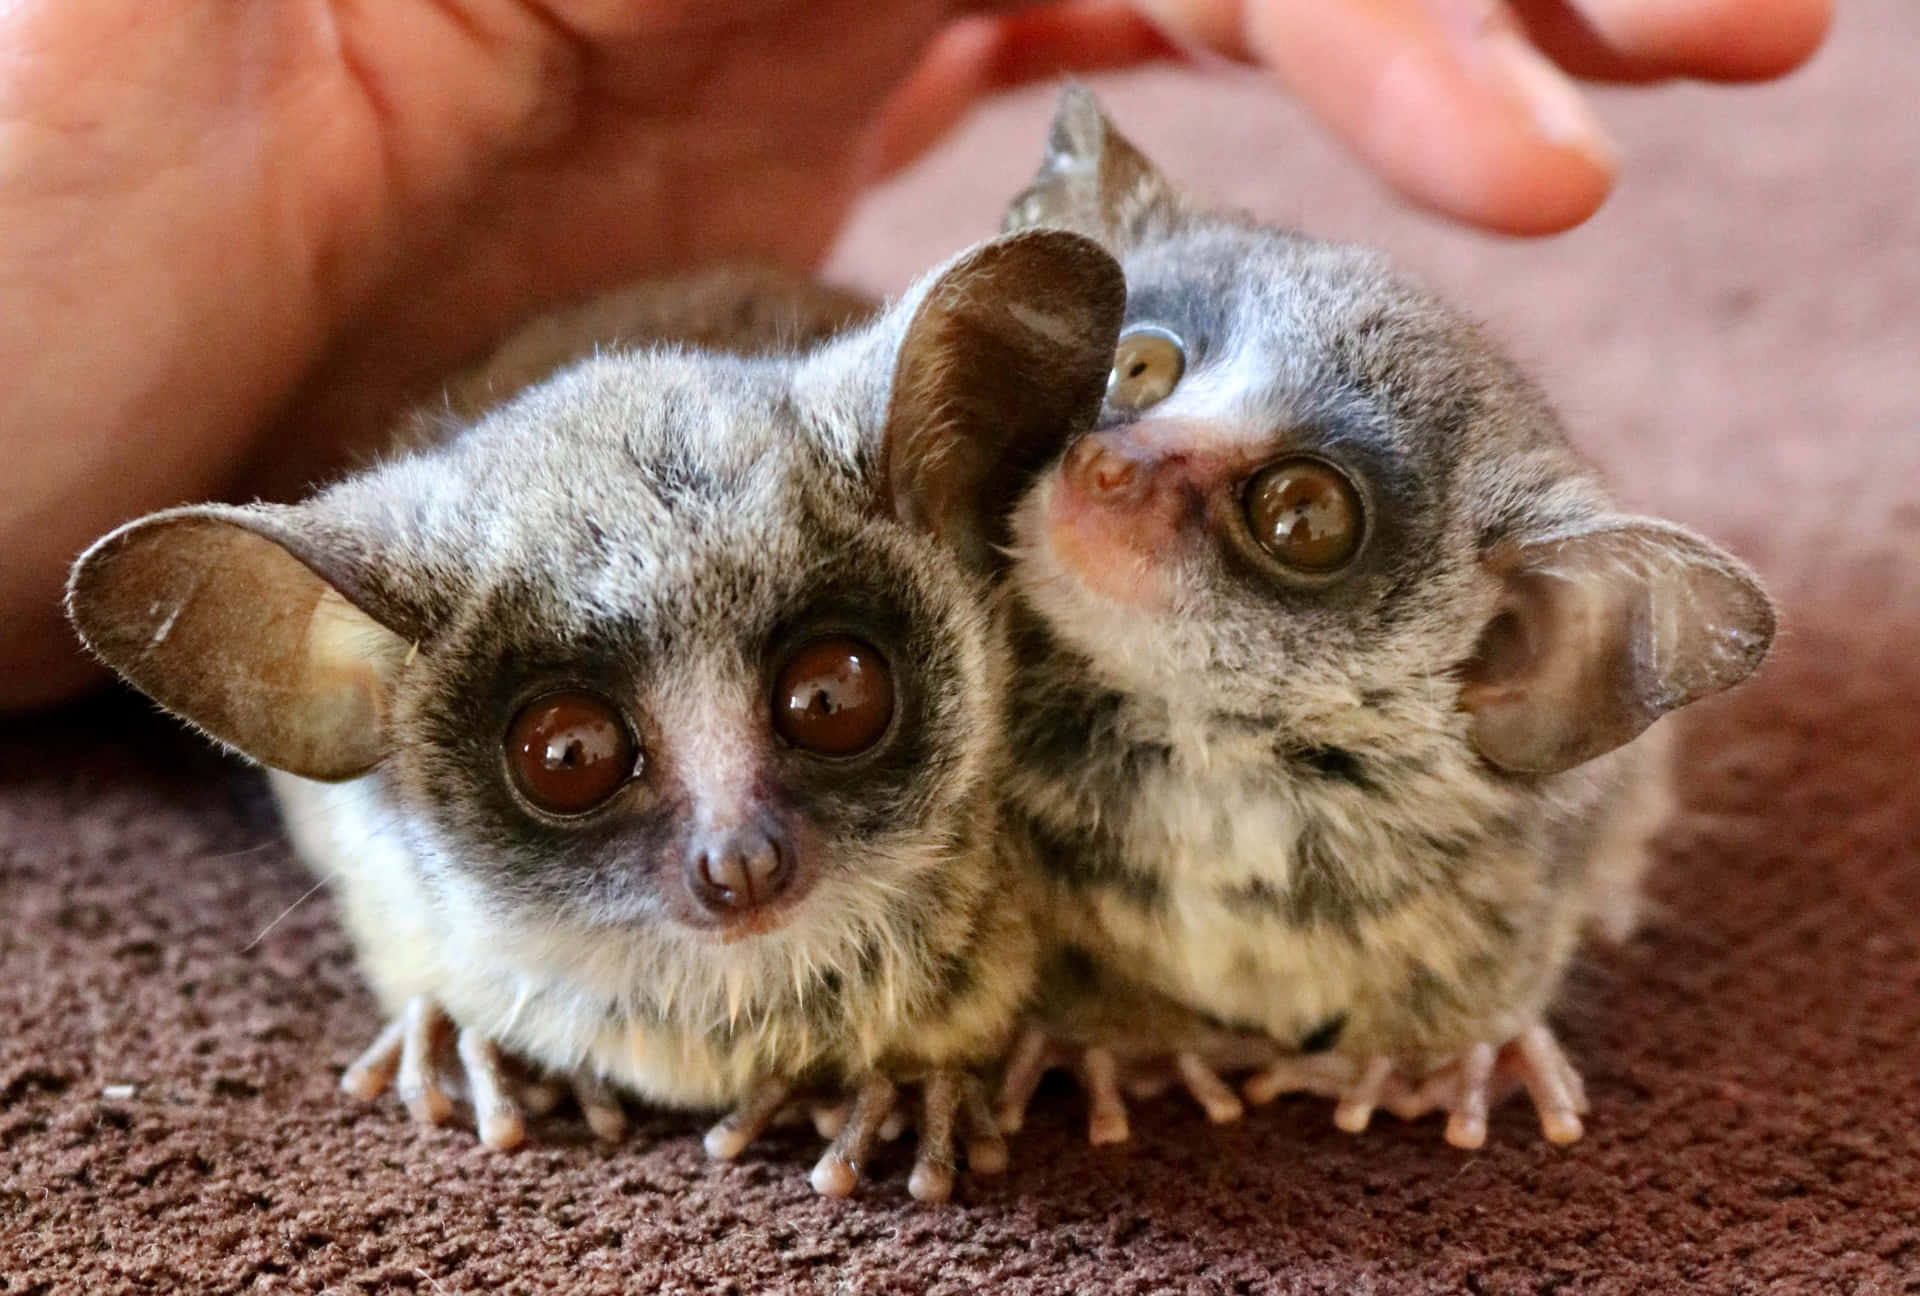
[1443,3,1619,167]
[1484,25,1618,163]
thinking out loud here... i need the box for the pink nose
[687,828,793,914]
[1062,435,1149,503]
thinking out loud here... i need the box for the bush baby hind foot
[750,1071,1008,1204]
[705,1070,1006,1203]
[340,996,629,1149]
[339,997,523,1149]
[996,1026,1279,1145]
[994,1030,1137,1145]
[1263,1023,1588,1150]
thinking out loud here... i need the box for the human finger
[863,2,1181,183]
[1554,0,1833,80]
[1134,0,1618,234]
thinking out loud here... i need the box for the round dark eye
[1108,327,1185,412]
[505,691,638,816]
[1244,458,1364,573]
[772,636,894,757]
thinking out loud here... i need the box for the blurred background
[831,0,1917,608]
[5,2,1916,1288]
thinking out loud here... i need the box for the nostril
[690,831,792,913]
[698,850,748,906]
[1064,435,1144,500]
[1093,458,1135,492]
[741,836,784,894]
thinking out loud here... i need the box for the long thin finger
[1554,1040,1591,1115]
[909,1072,962,1203]
[1080,1047,1130,1146]
[519,1076,566,1117]
[995,1027,1054,1135]
[769,1100,812,1128]
[960,1077,1009,1177]
[1443,1043,1497,1150]
[1390,1062,1461,1121]
[811,1100,850,1141]
[395,998,453,1126]
[341,1018,406,1100]
[705,1077,792,1159]
[1516,1025,1586,1143]
[1333,1056,1394,1134]
[1243,1054,1355,1106]
[457,1028,525,1151]
[1175,1052,1245,1124]
[571,1072,628,1143]
[810,1077,898,1198]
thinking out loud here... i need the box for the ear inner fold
[882,229,1127,575]
[67,512,411,780]
[1460,522,1776,775]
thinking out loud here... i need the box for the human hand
[885,0,1833,234]
[0,0,1830,707]
[3,0,1124,705]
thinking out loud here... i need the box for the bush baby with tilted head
[993,87,1776,1149]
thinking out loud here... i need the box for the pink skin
[1045,419,1269,610]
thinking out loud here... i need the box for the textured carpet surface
[5,2,1918,1291]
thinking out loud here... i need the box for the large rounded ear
[66,506,417,780]
[881,228,1126,576]
[1460,520,1777,775]
[1003,82,1185,250]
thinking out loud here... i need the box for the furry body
[1007,602,1668,1068]
[308,294,1035,1102]
[997,90,1768,1131]
[69,234,1128,1191]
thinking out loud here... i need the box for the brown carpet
[5,1,1918,1290]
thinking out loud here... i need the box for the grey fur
[66,231,1126,1191]
[997,87,1775,1125]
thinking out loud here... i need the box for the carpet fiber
[4,1,1917,1290]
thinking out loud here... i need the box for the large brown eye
[1244,458,1364,573]
[772,636,894,757]
[506,691,638,816]
[1108,327,1185,412]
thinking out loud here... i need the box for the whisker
[240,878,329,952]
[199,840,288,863]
